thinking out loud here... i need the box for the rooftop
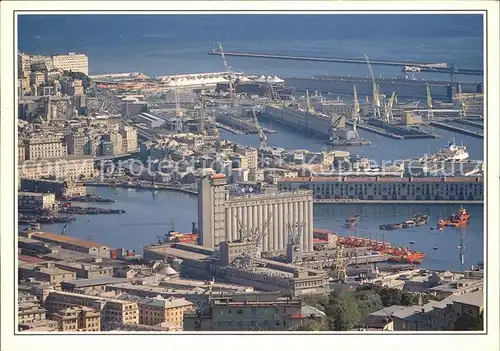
[145,245,209,261]
[138,297,193,309]
[279,176,483,184]
[29,231,107,249]
[451,290,484,308]
[61,277,130,289]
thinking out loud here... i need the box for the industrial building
[134,112,166,129]
[278,176,484,202]
[20,230,111,258]
[143,241,328,297]
[198,174,314,252]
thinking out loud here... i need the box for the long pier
[214,122,245,135]
[454,119,484,129]
[430,121,484,138]
[209,50,483,76]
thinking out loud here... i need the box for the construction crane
[384,91,397,123]
[252,108,268,149]
[364,54,381,119]
[351,85,361,139]
[458,83,467,119]
[216,42,236,106]
[426,84,434,121]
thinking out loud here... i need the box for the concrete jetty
[430,121,484,138]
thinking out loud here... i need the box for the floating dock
[430,121,484,138]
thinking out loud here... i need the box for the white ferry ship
[418,139,469,162]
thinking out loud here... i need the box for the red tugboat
[438,207,471,228]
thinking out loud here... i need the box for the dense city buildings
[14,13,486,335]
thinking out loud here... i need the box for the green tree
[454,311,484,331]
[290,319,327,331]
[326,291,361,331]
[355,289,384,318]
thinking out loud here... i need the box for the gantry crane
[364,54,381,119]
[252,108,268,149]
[216,42,236,106]
[426,84,434,121]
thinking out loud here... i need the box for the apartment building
[18,155,96,181]
[138,297,193,327]
[120,126,138,153]
[53,261,114,280]
[61,78,84,96]
[392,290,484,331]
[25,135,67,160]
[50,306,100,332]
[244,148,258,170]
[18,294,47,324]
[18,141,26,162]
[51,53,89,76]
[102,132,123,155]
[45,291,139,326]
[30,71,46,87]
[18,262,77,286]
[66,133,92,156]
[184,293,304,331]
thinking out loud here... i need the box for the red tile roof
[18,254,46,263]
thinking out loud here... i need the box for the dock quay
[214,122,245,135]
[216,116,259,134]
[430,121,483,138]
[454,119,484,129]
[345,121,403,140]
[84,181,199,195]
[365,120,441,139]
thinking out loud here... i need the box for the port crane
[457,83,467,119]
[252,108,268,148]
[174,85,184,132]
[351,85,362,139]
[329,114,344,142]
[384,91,397,123]
[286,222,305,264]
[364,54,382,119]
[426,84,434,121]
[216,42,237,106]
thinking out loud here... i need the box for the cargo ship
[379,214,429,230]
[438,207,471,228]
